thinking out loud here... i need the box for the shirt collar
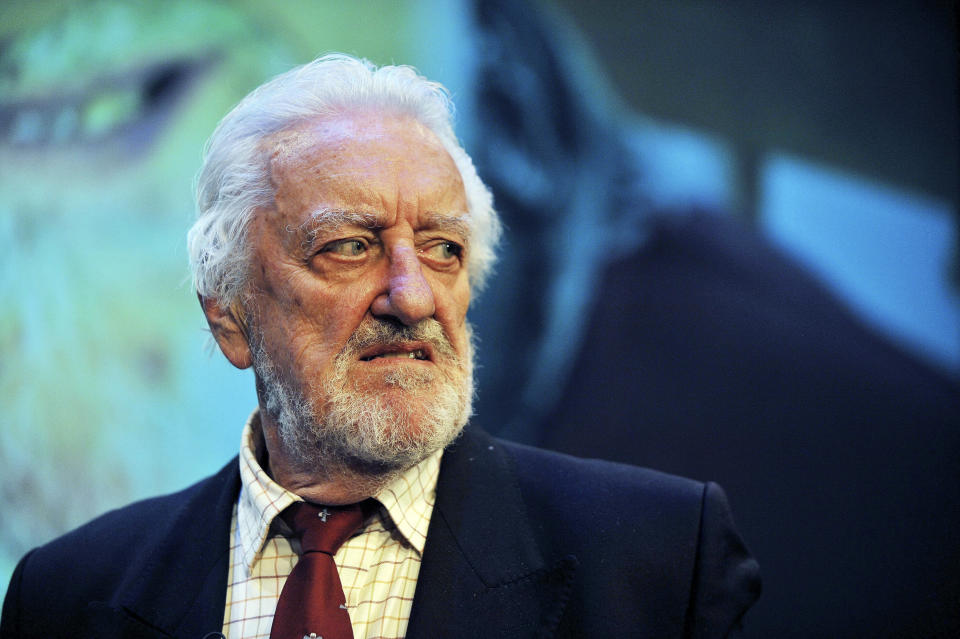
[372,441,442,554]
[236,409,442,576]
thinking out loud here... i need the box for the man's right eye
[322,238,368,257]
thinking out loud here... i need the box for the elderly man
[1,55,759,638]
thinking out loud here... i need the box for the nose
[371,243,436,325]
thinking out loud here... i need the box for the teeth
[367,349,426,361]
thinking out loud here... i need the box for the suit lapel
[407,428,577,638]
[98,459,240,639]
[83,433,576,637]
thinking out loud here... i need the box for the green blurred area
[0,0,438,600]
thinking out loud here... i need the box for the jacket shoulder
[496,437,761,637]
[2,459,239,637]
[500,437,706,524]
[498,437,708,588]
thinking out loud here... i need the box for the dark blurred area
[553,0,959,219]
[464,0,960,637]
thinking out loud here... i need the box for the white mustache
[340,318,458,363]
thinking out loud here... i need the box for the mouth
[359,344,432,362]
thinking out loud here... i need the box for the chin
[314,385,469,469]
[253,321,474,477]
[346,361,440,391]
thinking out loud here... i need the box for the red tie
[270,502,364,639]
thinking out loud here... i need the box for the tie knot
[287,502,364,555]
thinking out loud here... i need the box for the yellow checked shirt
[221,411,441,639]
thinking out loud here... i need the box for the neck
[258,412,400,505]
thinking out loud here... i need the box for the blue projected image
[762,154,960,374]
[627,117,735,214]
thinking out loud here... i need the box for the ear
[198,292,253,369]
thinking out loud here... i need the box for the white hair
[187,53,500,308]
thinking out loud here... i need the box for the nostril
[392,283,435,312]
[372,279,435,326]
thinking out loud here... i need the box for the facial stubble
[250,317,474,485]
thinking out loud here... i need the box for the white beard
[250,317,474,478]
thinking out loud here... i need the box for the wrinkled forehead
[265,111,461,186]
[260,111,469,230]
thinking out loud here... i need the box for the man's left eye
[322,238,368,257]
[423,241,463,261]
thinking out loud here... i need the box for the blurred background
[1,1,957,636]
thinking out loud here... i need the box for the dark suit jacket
[1,427,760,638]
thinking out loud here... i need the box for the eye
[321,238,369,257]
[436,242,462,259]
[420,240,464,266]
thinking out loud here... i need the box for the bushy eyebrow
[301,208,381,232]
[288,208,472,251]
[288,208,380,251]
[421,212,472,243]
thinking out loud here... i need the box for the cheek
[450,276,471,323]
[294,281,377,342]
[440,277,472,346]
